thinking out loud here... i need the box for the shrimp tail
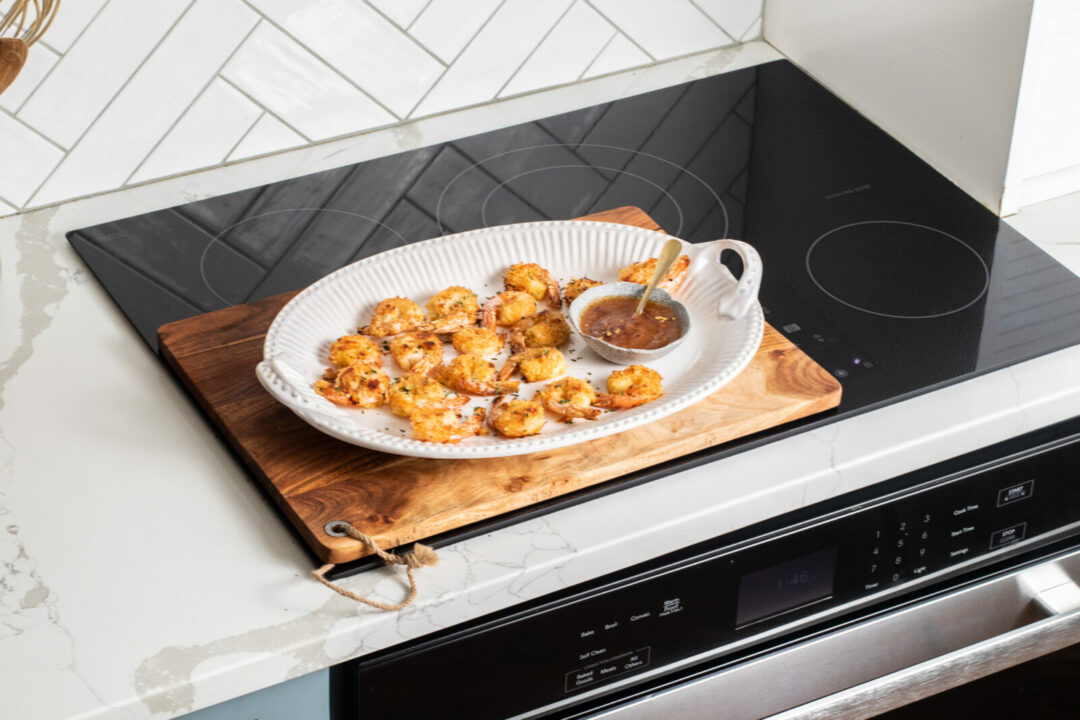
[498,353,522,381]
[508,317,531,353]
[546,276,561,306]
[314,380,353,407]
[481,296,501,331]
[491,380,520,394]
[594,393,650,410]
[542,396,601,420]
[446,395,472,410]
[420,312,475,335]
[657,254,691,293]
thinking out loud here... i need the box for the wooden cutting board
[159,206,841,564]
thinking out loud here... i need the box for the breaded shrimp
[499,347,567,383]
[504,262,560,305]
[452,326,505,358]
[359,297,425,337]
[411,406,486,443]
[563,277,603,304]
[487,395,545,438]
[481,290,537,330]
[313,362,389,408]
[417,312,476,335]
[328,334,382,368]
[440,354,520,396]
[594,365,663,409]
[387,372,468,418]
[508,309,571,352]
[618,254,691,293]
[536,377,601,421]
[426,285,479,320]
[389,331,443,375]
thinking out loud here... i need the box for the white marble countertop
[2,42,1080,719]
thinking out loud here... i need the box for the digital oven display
[735,546,838,627]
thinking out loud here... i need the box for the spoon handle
[635,238,684,315]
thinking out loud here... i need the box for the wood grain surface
[159,206,842,563]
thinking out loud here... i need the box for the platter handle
[688,238,763,321]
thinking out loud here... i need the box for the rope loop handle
[311,522,438,611]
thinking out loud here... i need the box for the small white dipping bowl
[567,281,691,365]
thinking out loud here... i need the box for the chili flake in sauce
[580,297,683,350]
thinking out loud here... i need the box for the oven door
[576,545,1080,719]
[330,418,1080,720]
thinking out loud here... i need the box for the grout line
[577,29,618,82]
[2,107,69,153]
[122,16,263,187]
[360,0,447,68]
[737,13,763,43]
[237,0,404,122]
[5,43,59,116]
[224,110,266,163]
[0,191,20,210]
[494,0,576,100]
[406,0,435,31]
[580,0,656,62]
[404,0,509,119]
[23,0,200,206]
[686,0,737,46]
[216,74,311,143]
[14,0,112,115]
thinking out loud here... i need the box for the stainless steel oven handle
[585,550,1080,720]
[767,578,1080,719]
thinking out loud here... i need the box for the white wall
[764,0,1034,215]
[1001,0,1080,214]
[0,0,763,217]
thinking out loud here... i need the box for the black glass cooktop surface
[67,60,1080,417]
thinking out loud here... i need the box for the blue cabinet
[177,668,329,720]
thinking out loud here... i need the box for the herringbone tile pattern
[0,0,761,214]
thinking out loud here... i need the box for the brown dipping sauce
[581,296,683,349]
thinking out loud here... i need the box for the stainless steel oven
[330,416,1080,718]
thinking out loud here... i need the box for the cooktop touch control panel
[344,430,1080,720]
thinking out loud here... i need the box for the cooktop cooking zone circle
[198,208,409,305]
[805,220,990,320]
[435,143,730,239]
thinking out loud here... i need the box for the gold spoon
[635,238,684,315]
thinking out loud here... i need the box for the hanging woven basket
[0,0,60,95]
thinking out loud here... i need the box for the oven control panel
[344,429,1080,720]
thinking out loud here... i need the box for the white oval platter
[255,220,764,459]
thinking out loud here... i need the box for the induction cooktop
[68,59,1080,426]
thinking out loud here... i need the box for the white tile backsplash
[414,0,575,117]
[227,113,305,161]
[39,0,107,53]
[17,0,191,149]
[248,0,443,118]
[222,22,395,140]
[694,0,764,41]
[0,114,63,206]
[29,0,259,206]
[131,79,261,184]
[589,0,732,60]
[409,0,504,64]
[368,0,432,30]
[0,43,58,113]
[582,33,651,79]
[500,1,615,97]
[0,0,759,212]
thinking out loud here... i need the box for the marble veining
[0,46,1079,719]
